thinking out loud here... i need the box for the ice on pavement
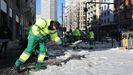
[29,41,133,75]
[30,44,133,75]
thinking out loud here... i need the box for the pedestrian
[0,24,11,55]
[88,28,95,49]
[14,18,62,72]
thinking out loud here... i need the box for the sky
[36,0,40,15]
[36,0,64,23]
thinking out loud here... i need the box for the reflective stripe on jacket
[89,31,94,39]
[72,28,81,37]
[32,18,52,36]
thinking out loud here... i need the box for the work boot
[35,62,42,71]
[45,55,49,60]
[13,65,21,73]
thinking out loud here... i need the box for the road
[0,41,133,75]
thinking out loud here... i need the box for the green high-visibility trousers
[15,32,46,69]
[89,38,94,48]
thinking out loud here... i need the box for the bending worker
[14,18,62,71]
[72,27,81,42]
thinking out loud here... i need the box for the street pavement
[30,47,133,75]
[0,41,121,69]
[0,40,22,69]
[0,41,133,75]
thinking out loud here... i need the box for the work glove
[51,39,62,46]
[56,39,62,45]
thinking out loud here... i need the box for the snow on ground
[30,42,133,75]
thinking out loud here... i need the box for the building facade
[64,0,86,32]
[83,0,101,40]
[40,0,57,20]
[100,0,114,26]
[86,0,100,28]
[0,0,36,40]
[114,0,133,32]
[99,0,115,39]
[79,0,86,31]
[68,0,79,30]
[64,0,70,31]
[64,0,101,39]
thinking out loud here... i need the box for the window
[104,19,106,24]
[108,5,109,9]
[104,5,106,9]
[102,20,103,23]
[108,18,110,23]
[108,11,110,15]
[94,10,96,12]
[104,12,106,16]
[94,4,96,7]
[101,7,103,11]
[25,0,28,2]
[101,13,103,17]
[16,0,20,8]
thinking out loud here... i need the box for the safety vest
[72,28,81,37]
[32,18,60,42]
[89,31,94,39]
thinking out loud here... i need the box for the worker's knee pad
[37,53,45,63]
[19,51,31,62]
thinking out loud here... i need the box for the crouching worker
[14,18,62,72]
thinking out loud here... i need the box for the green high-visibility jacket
[89,31,94,39]
[72,28,81,37]
[31,18,61,43]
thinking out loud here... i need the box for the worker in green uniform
[89,28,95,49]
[14,18,62,72]
[72,27,81,42]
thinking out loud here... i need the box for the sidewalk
[30,47,133,75]
[0,40,22,69]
